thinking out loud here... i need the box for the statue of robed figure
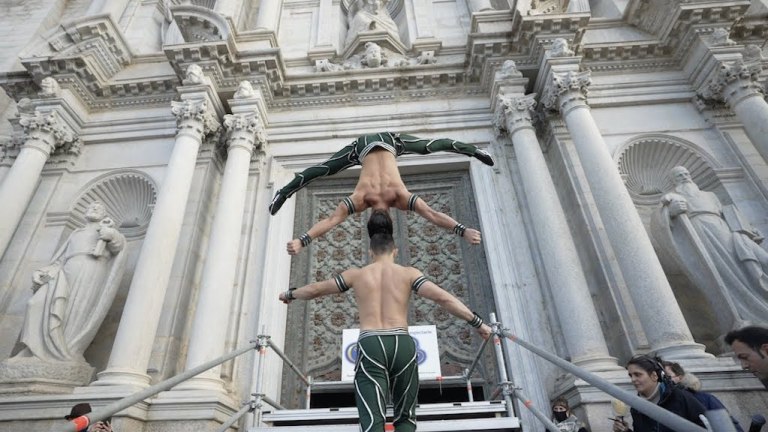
[651,166,768,338]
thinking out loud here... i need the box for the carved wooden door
[281,171,497,407]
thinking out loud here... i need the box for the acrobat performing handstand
[268,132,495,255]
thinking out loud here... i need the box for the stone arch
[69,170,157,240]
[615,134,721,206]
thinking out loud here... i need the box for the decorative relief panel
[282,171,495,407]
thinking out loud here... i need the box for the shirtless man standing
[271,132,491,255]
[279,209,492,432]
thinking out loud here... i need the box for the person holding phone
[64,403,113,432]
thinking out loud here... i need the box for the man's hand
[90,421,112,432]
[612,419,630,432]
[286,239,303,255]
[279,290,294,305]
[463,228,482,245]
[476,323,492,340]
[667,198,688,217]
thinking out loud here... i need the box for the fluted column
[95,97,220,388]
[177,104,266,392]
[542,70,707,359]
[255,0,283,31]
[699,59,768,162]
[0,111,77,260]
[498,93,618,370]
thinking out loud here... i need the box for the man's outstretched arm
[411,197,482,245]
[414,277,491,339]
[279,269,357,304]
[287,198,359,255]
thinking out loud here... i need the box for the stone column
[86,0,132,22]
[542,70,708,359]
[214,0,241,19]
[498,93,618,370]
[177,95,266,392]
[699,59,768,163]
[0,111,76,260]
[95,96,220,388]
[468,0,493,12]
[255,0,283,31]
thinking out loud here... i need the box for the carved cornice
[18,111,80,158]
[541,70,591,113]
[19,14,133,102]
[697,58,764,106]
[171,99,220,137]
[466,10,590,85]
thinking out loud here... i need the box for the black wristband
[468,311,483,328]
[299,232,312,247]
[453,223,466,237]
[285,288,296,301]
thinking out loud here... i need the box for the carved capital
[698,59,764,106]
[222,113,266,153]
[541,70,591,113]
[495,60,522,81]
[496,94,537,135]
[18,111,79,157]
[171,99,220,137]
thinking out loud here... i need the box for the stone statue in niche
[39,77,61,98]
[15,201,127,364]
[344,0,401,50]
[651,166,768,333]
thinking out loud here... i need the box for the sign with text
[340,325,441,381]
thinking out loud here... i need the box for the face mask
[553,411,568,422]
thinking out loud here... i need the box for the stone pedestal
[0,357,94,394]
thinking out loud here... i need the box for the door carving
[281,171,496,407]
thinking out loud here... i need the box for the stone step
[250,401,519,431]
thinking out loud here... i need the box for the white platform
[250,401,520,431]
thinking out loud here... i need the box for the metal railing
[58,311,737,432]
[55,341,260,432]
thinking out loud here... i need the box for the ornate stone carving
[361,42,384,68]
[38,77,61,99]
[315,59,345,72]
[495,60,522,81]
[628,0,682,37]
[416,50,437,65]
[70,171,158,239]
[616,136,719,205]
[541,70,591,112]
[698,59,763,105]
[344,0,402,51]
[222,113,265,153]
[18,111,79,157]
[707,28,737,47]
[233,80,257,99]
[496,94,537,135]
[651,166,768,334]
[171,99,220,136]
[548,38,574,58]
[182,64,211,86]
[742,44,764,62]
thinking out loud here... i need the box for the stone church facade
[0,0,766,431]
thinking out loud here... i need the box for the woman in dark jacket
[613,355,706,432]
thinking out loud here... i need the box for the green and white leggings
[275,132,484,204]
[354,328,419,432]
